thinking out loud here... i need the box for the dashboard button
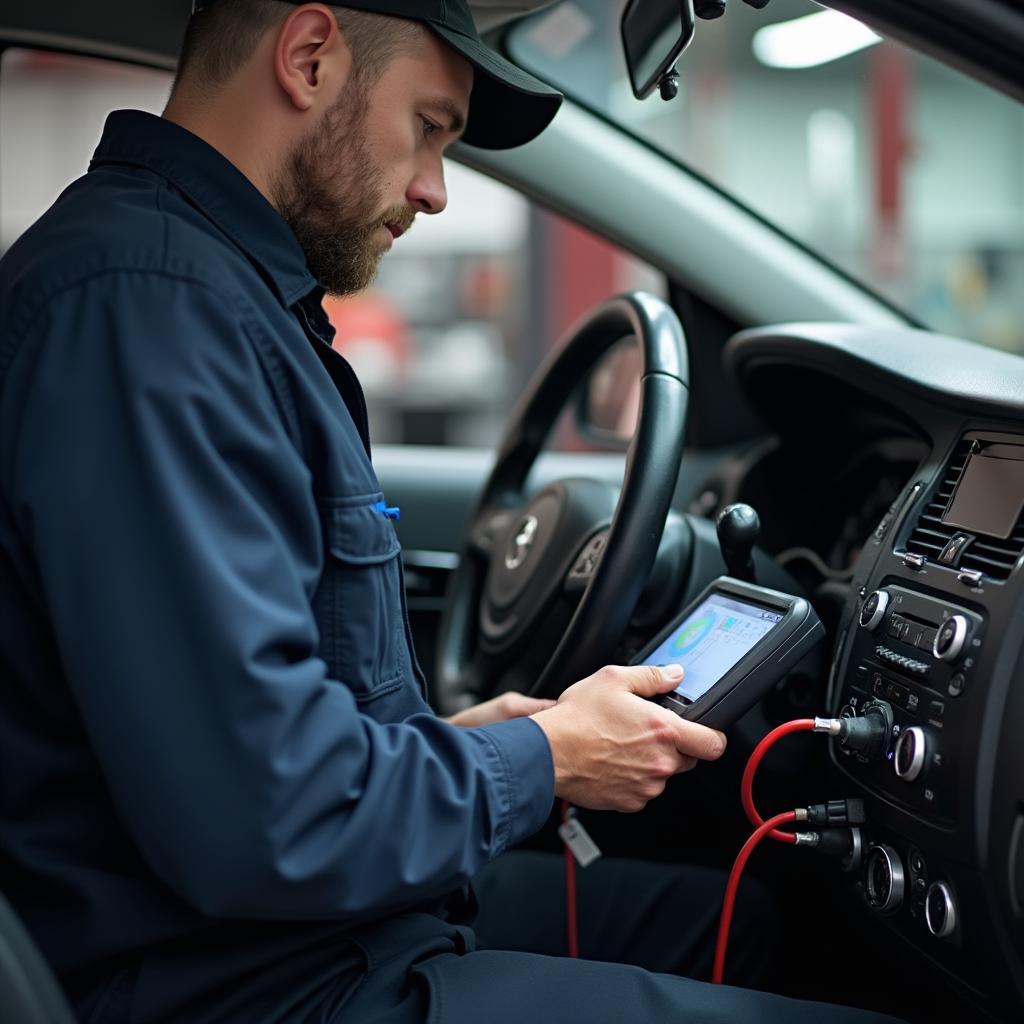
[860,590,889,631]
[875,645,897,665]
[934,615,969,662]
[947,673,965,698]
[918,627,938,653]
[909,848,926,877]
[925,881,958,939]
[957,568,983,587]
[894,727,927,782]
[865,845,905,914]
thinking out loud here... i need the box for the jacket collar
[90,109,317,308]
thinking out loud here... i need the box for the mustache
[375,204,417,235]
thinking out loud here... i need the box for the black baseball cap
[190,0,563,149]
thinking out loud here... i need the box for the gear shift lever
[716,503,760,583]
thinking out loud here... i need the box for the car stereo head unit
[633,576,824,730]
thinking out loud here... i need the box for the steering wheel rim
[435,291,690,709]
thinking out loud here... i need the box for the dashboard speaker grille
[905,438,1024,582]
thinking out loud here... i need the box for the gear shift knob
[716,503,760,583]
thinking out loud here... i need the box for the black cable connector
[806,799,867,827]
[794,828,857,859]
[837,701,893,760]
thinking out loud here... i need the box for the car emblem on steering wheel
[505,515,539,571]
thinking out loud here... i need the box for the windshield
[510,0,1024,353]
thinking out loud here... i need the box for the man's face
[276,27,472,296]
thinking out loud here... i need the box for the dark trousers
[340,851,906,1024]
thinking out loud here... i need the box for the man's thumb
[626,663,685,697]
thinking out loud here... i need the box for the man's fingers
[653,751,699,778]
[667,716,727,761]
[501,693,557,718]
[619,663,685,697]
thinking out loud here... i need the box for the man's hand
[446,691,556,728]
[529,664,726,813]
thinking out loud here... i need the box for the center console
[837,583,984,828]
[828,432,1024,1021]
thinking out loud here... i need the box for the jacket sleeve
[5,272,554,919]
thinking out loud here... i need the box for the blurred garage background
[2,0,1021,447]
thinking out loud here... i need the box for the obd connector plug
[793,828,861,863]
[837,700,893,760]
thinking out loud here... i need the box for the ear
[272,3,351,112]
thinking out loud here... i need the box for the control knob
[933,614,969,662]
[925,881,958,939]
[864,844,905,914]
[859,590,889,631]
[894,727,927,782]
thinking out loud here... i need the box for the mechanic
[0,2,906,1021]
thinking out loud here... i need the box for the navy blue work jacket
[0,110,553,1021]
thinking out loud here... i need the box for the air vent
[905,437,1024,582]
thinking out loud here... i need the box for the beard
[274,82,415,297]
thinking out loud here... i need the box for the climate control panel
[833,583,985,824]
[857,836,962,946]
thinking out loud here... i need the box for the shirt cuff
[475,716,555,855]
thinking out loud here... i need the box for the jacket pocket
[313,496,407,700]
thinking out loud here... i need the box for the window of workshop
[513,0,1024,354]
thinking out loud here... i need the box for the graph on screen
[643,594,782,704]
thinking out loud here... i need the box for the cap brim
[428,24,562,150]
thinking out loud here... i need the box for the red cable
[562,800,579,958]
[740,718,816,843]
[561,719,821,972]
[712,810,797,985]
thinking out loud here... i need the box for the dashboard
[724,323,1024,1023]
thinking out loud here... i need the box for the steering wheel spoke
[468,506,518,557]
[564,529,610,593]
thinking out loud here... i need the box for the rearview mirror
[621,0,696,100]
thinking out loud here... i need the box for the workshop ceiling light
[752,9,881,70]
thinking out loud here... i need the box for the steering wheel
[435,292,689,711]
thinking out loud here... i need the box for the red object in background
[870,45,912,279]
[461,257,513,320]
[324,291,411,369]
[548,218,620,343]
[546,217,621,451]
